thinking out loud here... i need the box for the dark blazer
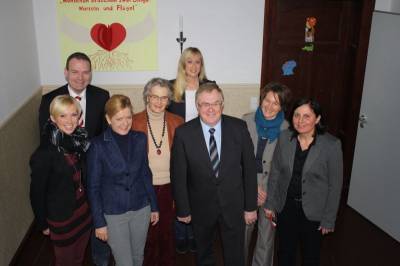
[171,115,257,227]
[167,79,215,119]
[265,130,343,229]
[87,127,158,228]
[38,84,110,139]
[30,141,85,231]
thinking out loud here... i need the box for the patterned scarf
[44,121,90,154]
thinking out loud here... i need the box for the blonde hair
[173,47,207,102]
[50,95,81,118]
[105,94,133,119]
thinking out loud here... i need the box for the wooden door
[260,0,375,198]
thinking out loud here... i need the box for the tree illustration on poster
[57,0,158,71]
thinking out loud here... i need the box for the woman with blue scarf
[242,82,291,266]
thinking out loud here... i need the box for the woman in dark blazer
[30,95,91,266]
[167,47,214,253]
[87,95,159,266]
[264,98,343,266]
[242,82,291,266]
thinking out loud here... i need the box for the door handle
[359,114,367,128]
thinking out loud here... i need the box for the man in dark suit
[38,52,111,266]
[171,82,258,266]
[38,52,109,139]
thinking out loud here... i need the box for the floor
[10,204,400,266]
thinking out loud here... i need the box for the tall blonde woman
[87,95,159,266]
[242,82,291,266]
[30,95,91,266]
[132,78,183,266]
[168,47,215,253]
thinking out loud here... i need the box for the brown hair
[259,82,291,111]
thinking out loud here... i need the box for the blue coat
[87,127,158,228]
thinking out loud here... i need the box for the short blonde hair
[105,94,133,119]
[50,95,81,118]
[173,47,207,102]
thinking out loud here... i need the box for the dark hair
[289,98,325,135]
[259,82,291,111]
[195,82,224,103]
[65,52,92,70]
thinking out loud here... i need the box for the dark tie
[209,128,220,177]
[75,96,84,127]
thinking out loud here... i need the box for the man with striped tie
[171,82,257,266]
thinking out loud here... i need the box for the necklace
[146,111,166,155]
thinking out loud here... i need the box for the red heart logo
[90,23,126,51]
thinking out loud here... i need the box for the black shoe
[189,238,197,253]
[176,239,189,254]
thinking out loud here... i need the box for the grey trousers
[104,205,151,266]
[244,206,275,266]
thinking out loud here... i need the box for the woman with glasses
[132,78,184,266]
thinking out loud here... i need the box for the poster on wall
[57,0,157,71]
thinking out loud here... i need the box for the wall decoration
[282,60,297,76]
[302,17,316,52]
[57,0,157,71]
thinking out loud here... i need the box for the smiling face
[106,107,133,135]
[196,89,224,127]
[184,53,202,79]
[261,91,282,120]
[292,104,321,136]
[64,58,92,94]
[50,104,79,135]
[147,85,169,114]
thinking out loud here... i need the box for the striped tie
[209,128,220,177]
[75,96,84,127]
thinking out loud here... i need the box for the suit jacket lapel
[103,128,127,170]
[193,118,215,176]
[288,135,297,176]
[85,86,94,136]
[302,137,321,175]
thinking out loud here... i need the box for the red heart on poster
[90,23,126,51]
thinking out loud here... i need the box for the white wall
[33,0,265,85]
[375,0,400,14]
[0,0,40,124]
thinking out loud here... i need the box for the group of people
[29,48,343,266]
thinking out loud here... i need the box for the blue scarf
[255,107,284,142]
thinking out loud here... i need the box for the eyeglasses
[197,101,223,109]
[149,95,169,102]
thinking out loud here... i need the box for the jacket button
[302,191,306,195]
[125,173,129,177]
[302,179,306,183]
[264,171,268,175]
[263,160,266,163]
[125,188,130,191]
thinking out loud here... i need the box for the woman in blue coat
[87,94,159,266]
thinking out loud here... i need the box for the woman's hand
[150,212,159,226]
[257,186,267,206]
[318,226,334,235]
[264,208,275,219]
[42,228,50,236]
[95,227,108,241]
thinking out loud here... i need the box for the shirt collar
[68,86,87,100]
